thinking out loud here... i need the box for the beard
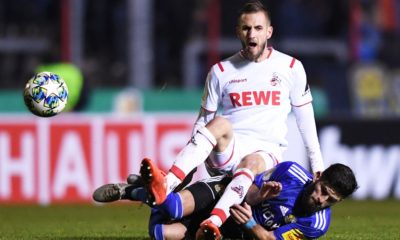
[297,182,324,216]
[240,40,267,61]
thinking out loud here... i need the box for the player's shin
[210,168,255,227]
[159,192,184,219]
[167,127,216,194]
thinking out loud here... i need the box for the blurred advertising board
[0,114,399,204]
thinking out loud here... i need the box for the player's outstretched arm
[292,103,324,176]
[245,181,282,206]
[230,202,276,240]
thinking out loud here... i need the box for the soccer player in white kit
[140,1,324,237]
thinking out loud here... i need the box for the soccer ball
[23,72,69,117]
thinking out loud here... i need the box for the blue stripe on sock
[154,224,164,240]
[160,192,183,219]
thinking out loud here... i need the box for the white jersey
[201,48,312,148]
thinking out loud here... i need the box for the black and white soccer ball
[23,72,68,117]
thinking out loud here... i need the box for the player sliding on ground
[93,161,358,239]
[139,0,325,234]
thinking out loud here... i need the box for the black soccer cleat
[126,174,144,186]
[92,183,130,203]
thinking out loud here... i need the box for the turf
[0,200,399,239]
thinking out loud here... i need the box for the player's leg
[161,222,188,240]
[204,152,278,227]
[92,174,145,202]
[140,116,234,205]
[149,175,230,239]
[93,168,198,205]
[157,175,229,220]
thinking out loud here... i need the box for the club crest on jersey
[231,185,244,198]
[284,214,297,224]
[214,183,226,195]
[270,73,281,86]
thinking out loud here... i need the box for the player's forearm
[191,107,216,136]
[245,185,262,205]
[292,103,324,173]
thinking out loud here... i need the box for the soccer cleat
[92,183,130,203]
[196,220,222,240]
[140,158,167,205]
[126,173,144,186]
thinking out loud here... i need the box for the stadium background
[0,0,400,239]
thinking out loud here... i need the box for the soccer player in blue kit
[93,161,358,239]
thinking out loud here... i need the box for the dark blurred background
[0,0,399,118]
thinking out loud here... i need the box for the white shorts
[205,134,283,176]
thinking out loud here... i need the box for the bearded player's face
[236,11,273,62]
[300,181,342,215]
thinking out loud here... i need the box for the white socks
[210,168,255,226]
[166,127,217,194]
[165,172,181,195]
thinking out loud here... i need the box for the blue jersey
[252,161,330,239]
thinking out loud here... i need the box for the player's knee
[206,116,233,141]
[239,154,266,174]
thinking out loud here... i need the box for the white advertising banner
[0,113,399,204]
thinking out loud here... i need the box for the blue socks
[147,193,184,239]
[159,192,183,219]
[153,224,164,240]
[148,208,166,240]
[130,187,183,219]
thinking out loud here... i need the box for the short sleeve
[273,222,327,240]
[273,209,330,240]
[289,60,313,107]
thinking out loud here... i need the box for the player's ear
[266,26,273,39]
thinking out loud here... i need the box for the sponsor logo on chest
[227,73,283,107]
[229,90,281,107]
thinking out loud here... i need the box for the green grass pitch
[0,200,399,239]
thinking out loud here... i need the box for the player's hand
[313,171,322,181]
[259,181,282,200]
[230,202,253,225]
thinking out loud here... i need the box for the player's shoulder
[210,52,243,76]
[273,161,312,183]
[273,208,331,239]
[298,208,331,237]
[271,48,303,69]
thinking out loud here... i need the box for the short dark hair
[320,163,358,199]
[238,1,271,25]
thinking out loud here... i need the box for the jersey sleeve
[253,162,295,188]
[201,68,221,112]
[273,209,331,240]
[289,60,313,107]
[292,104,325,173]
